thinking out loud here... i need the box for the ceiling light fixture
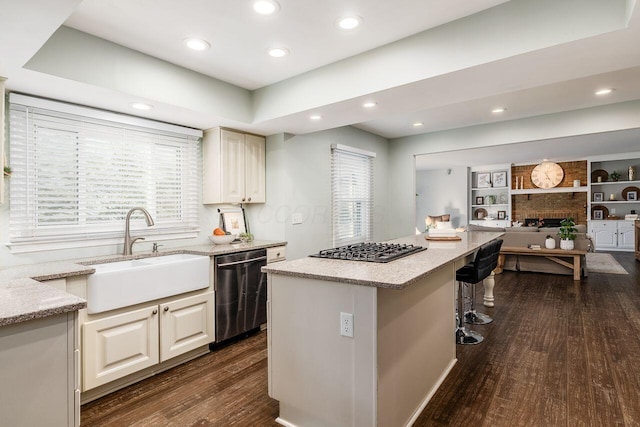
[130,102,153,111]
[268,47,289,58]
[337,15,362,30]
[595,88,614,95]
[253,0,280,15]
[412,122,424,128]
[492,107,506,113]
[363,101,377,108]
[184,38,210,51]
[310,114,322,121]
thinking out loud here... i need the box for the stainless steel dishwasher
[214,248,267,342]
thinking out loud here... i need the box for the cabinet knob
[248,197,252,202]
[242,197,246,202]
[164,306,169,312]
[152,309,158,315]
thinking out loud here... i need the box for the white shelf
[590,179,640,186]
[472,204,509,208]
[591,200,640,204]
[511,186,588,195]
[471,187,509,191]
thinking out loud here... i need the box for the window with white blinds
[331,144,375,247]
[8,94,201,252]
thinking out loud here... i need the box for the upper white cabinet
[203,128,266,204]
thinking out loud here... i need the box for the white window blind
[331,144,375,247]
[9,94,201,252]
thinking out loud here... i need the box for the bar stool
[455,239,503,345]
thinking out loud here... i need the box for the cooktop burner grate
[309,242,426,263]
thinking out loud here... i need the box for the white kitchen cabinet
[267,245,287,263]
[83,291,214,391]
[203,127,266,204]
[83,305,160,390]
[159,292,214,361]
[0,312,79,427]
[589,220,635,251]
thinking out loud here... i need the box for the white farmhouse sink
[86,254,210,314]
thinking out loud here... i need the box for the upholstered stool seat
[455,239,503,345]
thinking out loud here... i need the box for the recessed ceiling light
[337,16,362,30]
[363,101,377,108]
[412,122,424,127]
[595,88,614,95]
[184,38,210,51]
[253,0,280,15]
[310,114,322,121]
[268,47,289,58]
[492,107,506,113]
[130,102,153,111]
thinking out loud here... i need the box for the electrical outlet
[340,312,354,338]
[291,213,303,225]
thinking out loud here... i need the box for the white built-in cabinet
[82,291,213,390]
[588,153,640,252]
[589,220,635,251]
[469,164,512,227]
[203,128,266,204]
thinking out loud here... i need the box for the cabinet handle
[277,252,280,257]
[152,309,158,315]
[164,306,169,312]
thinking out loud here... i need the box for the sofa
[467,224,593,276]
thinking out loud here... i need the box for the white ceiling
[1,0,640,143]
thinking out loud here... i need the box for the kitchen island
[263,231,503,427]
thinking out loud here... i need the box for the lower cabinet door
[160,292,214,362]
[82,305,159,391]
[619,224,636,249]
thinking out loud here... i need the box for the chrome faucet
[123,207,155,255]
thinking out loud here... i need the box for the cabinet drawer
[267,246,286,263]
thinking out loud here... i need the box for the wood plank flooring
[82,252,640,427]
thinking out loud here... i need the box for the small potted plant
[558,218,577,250]
[3,166,11,177]
[610,171,621,181]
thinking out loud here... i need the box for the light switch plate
[292,213,303,225]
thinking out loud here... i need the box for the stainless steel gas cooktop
[309,242,426,263]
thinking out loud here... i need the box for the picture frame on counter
[593,192,604,202]
[492,171,507,188]
[476,172,492,188]
[593,209,604,220]
[475,196,484,205]
[220,209,247,235]
[497,210,506,220]
[628,191,637,201]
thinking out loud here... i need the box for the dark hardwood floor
[82,252,640,427]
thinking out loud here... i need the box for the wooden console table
[496,246,587,281]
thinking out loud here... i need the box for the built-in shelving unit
[469,164,511,227]
[588,153,640,252]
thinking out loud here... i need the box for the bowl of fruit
[209,228,236,244]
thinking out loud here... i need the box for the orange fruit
[213,227,226,236]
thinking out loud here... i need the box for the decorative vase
[560,239,574,250]
[545,237,556,249]
[630,166,636,181]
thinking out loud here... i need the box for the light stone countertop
[263,232,504,290]
[0,239,286,327]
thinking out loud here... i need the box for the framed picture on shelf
[476,172,492,188]
[221,210,247,235]
[475,196,484,205]
[593,209,604,220]
[492,171,507,188]
[628,191,637,201]
[593,192,604,202]
[497,210,506,220]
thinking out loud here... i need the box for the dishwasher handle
[217,256,267,268]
